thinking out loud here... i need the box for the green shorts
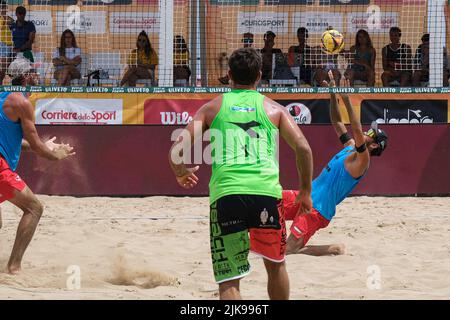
[210,194,285,284]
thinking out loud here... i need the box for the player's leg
[298,244,346,256]
[264,259,289,300]
[7,186,43,274]
[0,206,2,229]
[249,195,289,300]
[211,196,250,300]
[219,279,241,300]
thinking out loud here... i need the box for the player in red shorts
[0,58,74,274]
[283,73,388,256]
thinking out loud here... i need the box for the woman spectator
[121,30,158,87]
[345,29,376,86]
[173,35,191,85]
[52,29,82,86]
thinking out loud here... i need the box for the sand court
[0,195,449,299]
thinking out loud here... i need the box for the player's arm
[339,93,370,178]
[16,95,74,160]
[326,71,354,147]
[21,139,31,152]
[278,103,313,213]
[168,104,209,189]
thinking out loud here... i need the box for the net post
[159,0,174,87]
[428,0,446,87]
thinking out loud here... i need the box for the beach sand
[0,195,449,300]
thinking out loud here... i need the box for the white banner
[28,11,53,35]
[56,11,107,34]
[35,99,123,125]
[292,12,344,34]
[347,12,398,34]
[237,12,288,35]
[109,12,160,34]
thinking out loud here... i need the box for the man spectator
[381,27,412,87]
[10,6,36,62]
[288,27,312,85]
[260,31,282,83]
[412,33,449,87]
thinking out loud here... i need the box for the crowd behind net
[0,0,448,88]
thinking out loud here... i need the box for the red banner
[144,98,209,125]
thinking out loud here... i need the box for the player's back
[208,89,282,204]
[0,92,23,171]
[312,146,364,220]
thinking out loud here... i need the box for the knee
[28,200,44,219]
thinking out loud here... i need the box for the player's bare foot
[7,264,22,275]
[328,244,346,255]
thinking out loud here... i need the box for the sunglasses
[242,38,253,43]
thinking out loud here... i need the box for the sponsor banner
[237,12,288,35]
[320,0,370,3]
[110,12,160,34]
[35,99,123,125]
[56,11,107,35]
[374,0,426,4]
[144,99,209,125]
[28,11,53,35]
[361,99,448,124]
[29,0,75,4]
[29,0,132,4]
[292,12,344,34]
[137,0,187,4]
[210,0,259,4]
[347,12,398,34]
[277,100,331,124]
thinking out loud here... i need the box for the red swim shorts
[0,156,26,204]
[280,190,330,245]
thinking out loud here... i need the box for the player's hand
[45,136,59,151]
[327,70,337,87]
[176,166,199,189]
[295,189,312,214]
[53,143,75,160]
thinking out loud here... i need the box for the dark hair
[0,0,7,8]
[174,35,188,53]
[297,27,308,38]
[355,29,372,48]
[264,31,276,40]
[16,6,26,15]
[59,29,77,57]
[228,47,261,85]
[421,33,430,43]
[11,76,24,85]
[137,30,154,57]
[390,27,401,37]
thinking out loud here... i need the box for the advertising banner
[35,98,123,125]
[346,12,398,34]
[144,98,210,125]
[292,12,344,34]
[109,12,160,34]
[28,11,53,35]
[56,11,107,35]
[237,12,289,35]
[360,99,448,124]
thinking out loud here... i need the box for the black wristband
[339,132,351,145]
[356,143,367,153]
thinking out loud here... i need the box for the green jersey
[209,89,282,204]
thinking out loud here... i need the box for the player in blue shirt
[283,72,388,256]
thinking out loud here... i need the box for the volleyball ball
[321,29,344,54]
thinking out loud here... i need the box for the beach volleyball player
[283,72,388,256]
[169,48,313,300]
[0,58,75,274]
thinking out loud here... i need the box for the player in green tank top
[169,48,313,300]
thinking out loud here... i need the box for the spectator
[52,29,82,86]
[412,34,449,87]
[173,35,191,85]
[10,6,35,62]
[381,27,412,87]
[260,31,282,83]
[121,30,158,87]
[218,32,254,85]
[345,29,376,87]
[0,0,13,84]
[287,27,312,85]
